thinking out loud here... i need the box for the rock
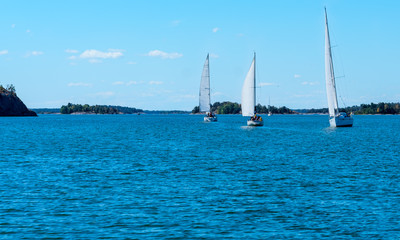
[0,91,37,116]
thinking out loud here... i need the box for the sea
[1,114,399,239]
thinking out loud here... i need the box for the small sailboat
[268,97,272,116]
[199,54,217,122]
[325,8,353,127]
[241,53,263,126]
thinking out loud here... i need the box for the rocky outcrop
[0,91,37,116]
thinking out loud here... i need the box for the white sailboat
[199,53,217,122]
[241,53,263,126]
[325,8,353,127]
[268,97,272,116]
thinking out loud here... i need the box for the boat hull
[247,120,263,126]
[330,116,353,127]
[204,116,217,122]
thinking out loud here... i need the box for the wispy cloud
[294,74,301,78]
[32,51,43,56]
[127,81,140,85]
[25,51,43,57]
[68,82,92,87]
[149,81,163,85]
[301,81,319,86]
[11,24,15,28]
[68,56,77,60]
[65,49,79,53]
[259,82,277,87]
[212,27,219,33]
[210,53,219,58]
[0,50,8,55]
[112,81,125,85]
[146,50,183,59]
[127,61,137,65]
[80,49,123,59]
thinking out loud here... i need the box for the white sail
[325,8,339,117]
[241,54,256,117]
[199,54,210,112]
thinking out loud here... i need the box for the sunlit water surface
[1,114,399,239]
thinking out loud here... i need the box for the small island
[60,103,143,114]
[0,84,37,117]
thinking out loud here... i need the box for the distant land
[0,85,37,117]
[30,102,400,115]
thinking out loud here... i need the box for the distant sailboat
[241,53,263,126]
[268,97,272,116]
[325,8,353,127]
[199,54,217,122]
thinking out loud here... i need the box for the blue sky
[1,1,399,110]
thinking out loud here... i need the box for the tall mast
[254,52,256,113]
[325,7,339,115]
[207,53,211,111]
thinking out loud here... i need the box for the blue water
[1,114,400,239]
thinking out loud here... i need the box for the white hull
[204,116,217,122]
[247,120,263,126]
[330,116,353,127]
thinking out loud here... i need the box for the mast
[253,52,256,114]
[325,7,339,117]
[207,53,211,112]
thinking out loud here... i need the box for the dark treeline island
[296,102,400,115]
[60,103,143,114]
[192,101,293,114]
[29,102,400,115]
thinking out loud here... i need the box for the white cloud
[149,81,163,85]
[11,24,16,28]
[294,74,301,78]
[26,29,31,33]
[212,92,223,96]
[32,51,43,56]
[259,82,277,86]
[146,50,183,59]
[80,49,123,59]
[113,81,125,85]
[68,82,92,87]
[65,49,79,53]
[88,59,102,63]
[210,53,219,58]
[127,81,139,85]
[212,27,219,33]
[0,50,8,55]
[68,56,77,60]
[301,81,319,86]
[127,61,137,65]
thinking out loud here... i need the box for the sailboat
[268,97,272,116]
[241,53,263,126]
[199,54,217,122]
[325,8,353,127]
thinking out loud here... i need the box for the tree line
[192,101,294,114]
[60,103,143,114]
[0,84,16,95]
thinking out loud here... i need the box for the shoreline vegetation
[29,102,400,115]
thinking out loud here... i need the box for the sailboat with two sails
[199,54,217,122]
[241,53,263,126]
[325,8,353,127]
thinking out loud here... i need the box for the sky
[1,0,399,110]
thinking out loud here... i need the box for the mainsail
[241,54,256,117]
[325,8,339,117]
[199,54,211,112]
